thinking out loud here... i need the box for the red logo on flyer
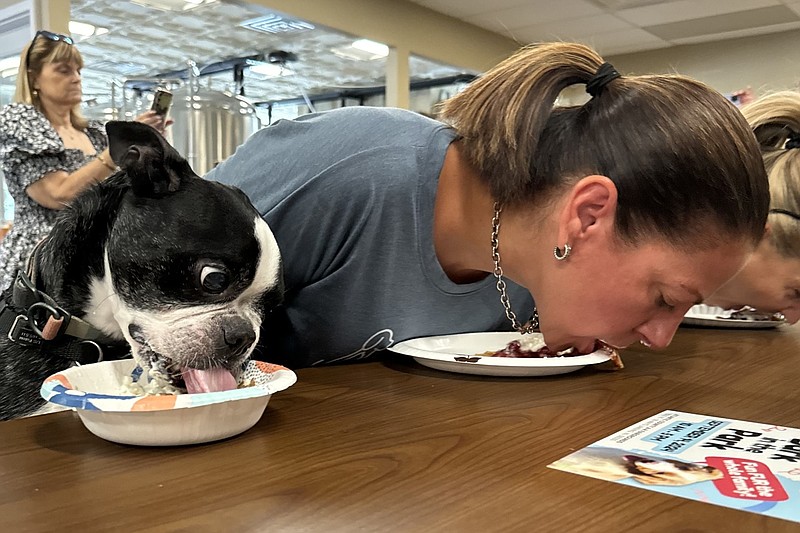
[706,457,788,501]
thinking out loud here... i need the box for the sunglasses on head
[25,30,74,69]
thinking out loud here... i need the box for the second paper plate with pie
[682,304,785,329]
[390,332,614,377]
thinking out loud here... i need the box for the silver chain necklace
[491,203,539,334]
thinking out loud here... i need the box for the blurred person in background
[0,30,166,289]
[705,91,800,324]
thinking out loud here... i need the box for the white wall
[607,29,800,96]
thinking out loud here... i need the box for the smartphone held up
[151,89,173,117]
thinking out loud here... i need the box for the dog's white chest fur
[84,268,126,341]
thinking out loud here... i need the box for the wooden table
[2,326,800,532]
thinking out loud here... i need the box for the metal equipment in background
[169,85,261,176]
[111,58,262,176]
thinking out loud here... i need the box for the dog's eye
[199,266,230,294]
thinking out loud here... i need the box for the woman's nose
[636,314,684,350]
[781,307,800,325]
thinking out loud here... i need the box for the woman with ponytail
[207,42,769,368]
[705,91,800,324]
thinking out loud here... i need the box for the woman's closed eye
[657,294,675,312]
[55,64,80,76]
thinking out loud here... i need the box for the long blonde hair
[741,91,800,257]
[14,33,88,130]
[439,42,768,249]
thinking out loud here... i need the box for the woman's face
[706,237,800,324]
[531,237,750,353]
[500,177,751,353]
[490,175,753,352]
[33,60,82,107]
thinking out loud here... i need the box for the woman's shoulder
[86,119,105,132]
[0,102,45,124]
[0,103,60,154]
[85,119,108,146]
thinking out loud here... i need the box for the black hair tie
[586,62,621,98]
[786,131,800,149]
[769,208,800,221]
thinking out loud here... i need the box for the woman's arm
[25,148,115,210]
[23,112,168,210]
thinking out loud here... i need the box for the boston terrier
[0,121,282,420]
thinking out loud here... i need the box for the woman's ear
[559,175,618,244]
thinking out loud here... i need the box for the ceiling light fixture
[351,39,389,58]
[331,39,390,62]
[131,0,217,12]
[68,21,109,40]
[68,21,95,37]
[0,56,20,78]
[240,14,315,35]
[247,61,294,78]
[0,56,20,71]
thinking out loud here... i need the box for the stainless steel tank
[167,88,261,176]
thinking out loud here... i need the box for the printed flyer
[548,410,800,523]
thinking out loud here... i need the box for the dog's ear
[106,121,196,197]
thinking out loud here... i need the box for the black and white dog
[0,121,282,420]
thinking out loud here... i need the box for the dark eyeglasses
[24,30,74,69]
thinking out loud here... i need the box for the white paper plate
[682,304,784,329]
[390,332,612,377]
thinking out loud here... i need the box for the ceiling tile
[465,0,603,32]
[591,0,676,8]
[601,40,672,56]
[669,20,800,44]
[581,27,670,54]
[514,14,634,42]
[617,0,779,26]
[406,0,533,19]
[643,5,799,40]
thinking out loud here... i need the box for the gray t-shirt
[206,106,533,367]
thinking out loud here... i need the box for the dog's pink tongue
[182,367,237,393]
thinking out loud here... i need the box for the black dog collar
[0,270,130,365]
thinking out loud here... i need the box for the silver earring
[553,243,572,261]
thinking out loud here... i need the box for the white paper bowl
[40,359,297,446]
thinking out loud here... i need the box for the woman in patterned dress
[0,30,165,289]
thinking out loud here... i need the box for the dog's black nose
[221,320,256,355]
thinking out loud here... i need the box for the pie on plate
[390,332,622,377]
[682,304,785,329]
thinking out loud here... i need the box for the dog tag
[8,315,42,347]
